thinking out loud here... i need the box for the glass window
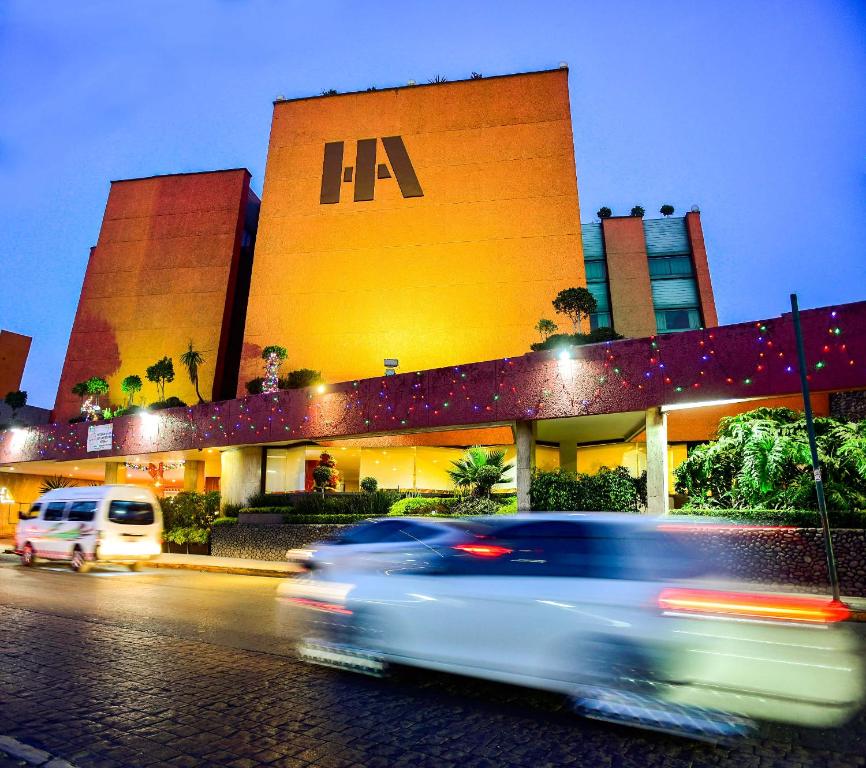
[585,261,607,281]
[68,501,97,522]
[43,502,67,521]
[590,313,612,331]
[656,308,701,333]
[648,256,694,278]
[108,500,155,525]
[587,283,609,312]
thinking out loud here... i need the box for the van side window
[24,503,41,519]
[68,501,97,522]
[43,502,67,521]
[108,501,155,525]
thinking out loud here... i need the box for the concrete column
[645,407,669,515]
[183,460,205,492]
[558,441,577,473]
[103,463,124,484]
[220,447,263,508]
[515,421,536,512]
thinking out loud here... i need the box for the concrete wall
[684,211,718,327]
[0,330,31,397]
[240,69,584,390]
[53,170,254,420]
[601,217,656,337]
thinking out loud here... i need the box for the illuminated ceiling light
[661,397,751,414]
[558,349,570,361]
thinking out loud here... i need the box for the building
[0,330,31,397]
[2,66,864,530]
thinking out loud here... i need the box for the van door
[38,502,69,559]
[67,501,99,560]
[101,499,160,559]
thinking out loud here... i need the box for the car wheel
[128,561,143,572]
[20,543,35,567]
[70,548,90,573]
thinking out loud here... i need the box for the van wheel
[20,543,35,567]
[128,562,143,572]
[70,548,90,573]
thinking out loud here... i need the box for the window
[590,312,612,331]
[585,260,607,281]
[68,501,97,522]
[43,502,67,521]
[108,500,155,525]
[648,256,694,278]
[655,308,701,333]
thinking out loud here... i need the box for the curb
[146,561,292,578]
[0,736,77,767]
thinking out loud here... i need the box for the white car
[279,514,863,739]
[287,518,469,572]
[15,484,163,572]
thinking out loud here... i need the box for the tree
[360,476,378,493]
[71,381,88,400]
[534,318,558,343]
[447,446,514,498]
[282,369,323,389]
[552,287,597,335]
[180,341,206,403]
[660,204,675,217]
[85,376,109,406]
[120,375,143,406]
[261,345,288,394]
[596,206,612,219]
[4,390,27,422]
[146,357,175,402]
[313,452,339,493]
[630,205,645,218]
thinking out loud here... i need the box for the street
[1,556,865,768]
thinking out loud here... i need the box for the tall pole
[790,294,840,602]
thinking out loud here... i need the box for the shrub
[388,497,459,516]
[530,327,623,352]
[497,496,518,515]
[245,491,400,518]
[163,526,210,545]
[530,467,645,512]
[150,396,187,410]
[360,476,378,493]
[211,517,238,527]
[452,497,500,516]
[283,368,323,389]
[239,508,377,525]
[221,503,243,518]
[597,206,612,219]
[660,204,675,217]
[669,507,866,529]
[246,378,264,395]
[630,205,645,217]
[162,491,220,529]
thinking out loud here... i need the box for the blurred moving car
[279,514,862,739]
[286,518,468,572]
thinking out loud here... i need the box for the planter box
[238,512,284,526]
[163,542,210,556]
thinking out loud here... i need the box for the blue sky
[1,0,864,407]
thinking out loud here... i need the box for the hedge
[239,508,375,525]
[670,507,866,529]
[388,497,458,516]
[530,467,646,512]
[245,490,399,517]
[388,495,518,517]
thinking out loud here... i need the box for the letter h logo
[320,136,423,204]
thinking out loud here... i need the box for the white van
[14,484,163,572]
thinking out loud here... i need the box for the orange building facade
[238,68,585,391]
[0,330,31,396]
[54,170,259,420]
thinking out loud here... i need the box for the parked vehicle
[287,518,469,572]
[279,514,862,739]
[14,484,163,572]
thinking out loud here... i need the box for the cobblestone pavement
[2,603,866,768]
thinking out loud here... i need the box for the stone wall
[210,523,348,560]
[830,390,866,422]
[685,528,866,596]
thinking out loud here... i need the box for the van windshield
[108,500,155,526]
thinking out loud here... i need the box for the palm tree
[448,446,514,498]
[180,342,205,404]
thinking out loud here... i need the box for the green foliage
[149,397,187,410]
[597,206,612,219]
[669,507,866,529]
[163,526,210,545]
[4,390,27,413]
[246,378,264,395]
[71,381,89,398]
[146,357,175,401]
[162,491,221,530]
[211,516,238,527]
[534,318,558,342]
[240,508,378,525]
[360,476,379,493]
[321,88,338,96]
[261,345,288,361]
[552,287,598,334]
[674,408,866,511]
[221,503,243,518]
[660,204,675,217]
[313,464,334,489]
[531,327,623,352]
[180,342,206,403]
[244,491,400,519]
[282,368,323,389]
[530,467,646,512]
[85,376,109,406]
[451,497,501,516]
[447,446,514,497]
[630,205,645,217]
[497,496,518,515]
[120,375,142,406]
[388,497,459,516]
[39,475,79,495]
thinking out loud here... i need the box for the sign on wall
[87,423,113,453]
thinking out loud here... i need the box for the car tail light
[452,543,513,558]
[658,588,850,624]
[284,597,352,615]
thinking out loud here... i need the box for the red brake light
[284,597,352,615]
[658,588,850,624]
[452,543,512,558]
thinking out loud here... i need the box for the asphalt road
[1,554,865,768]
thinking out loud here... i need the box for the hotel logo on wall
[320,136,423,204]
